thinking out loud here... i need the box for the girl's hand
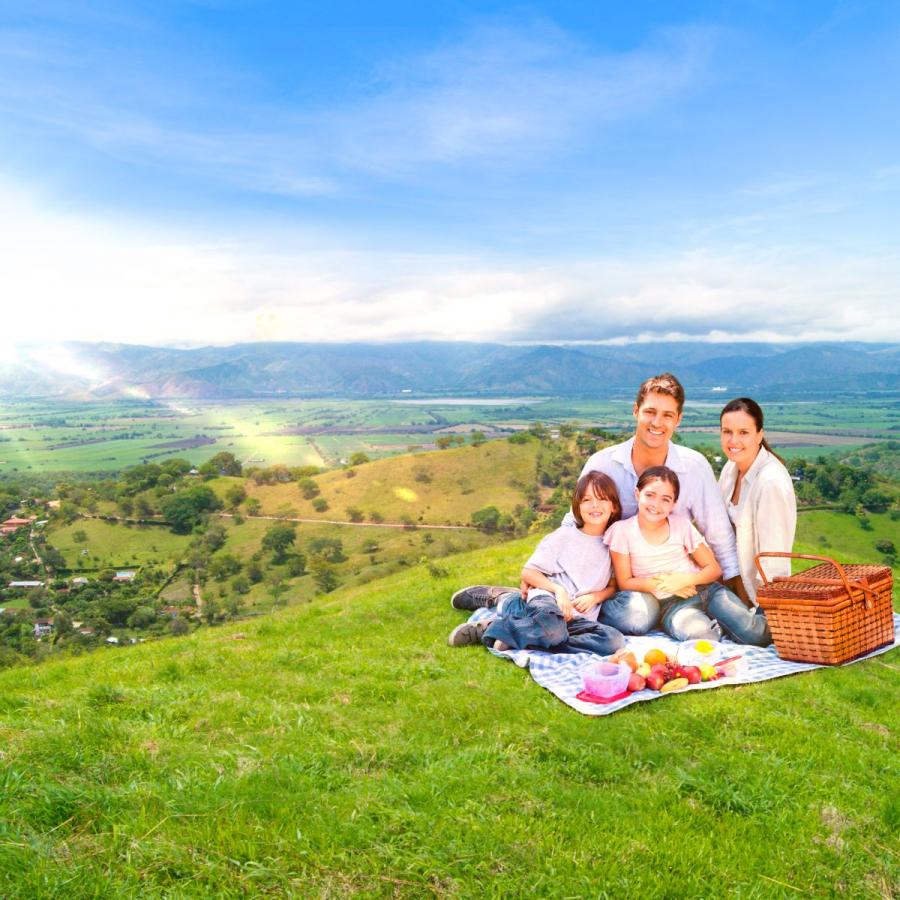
[572,592,599,613]
[653,572,696,598]
[554,587,574,621]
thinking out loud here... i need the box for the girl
[448,471,625,656]
[605,465,749,643]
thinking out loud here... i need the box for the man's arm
[691,460,740,581]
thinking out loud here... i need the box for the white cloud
[2,179,897,348]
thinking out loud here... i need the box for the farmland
[0,393,897,475]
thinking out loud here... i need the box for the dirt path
[192,582,204,613]
[78,510,476,531]
[217,512,474,530]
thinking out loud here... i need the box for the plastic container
[676,639,722,668]
[582,660,631,698]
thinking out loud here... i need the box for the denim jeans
[598,590,661,635]
[706,584,772,646]
[600,583,772,645]
[483,592,624,656]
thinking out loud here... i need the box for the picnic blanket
[468,608,900,716]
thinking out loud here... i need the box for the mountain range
[3,341,898,399]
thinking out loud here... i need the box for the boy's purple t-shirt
[524,525,612,621]
[604,513,706,600]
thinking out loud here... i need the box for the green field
[1,395,896,475]
[0,537,896,896]
[50,518,193,572]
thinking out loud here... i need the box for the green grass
[796,510,899,576]
[48,518,192,571]
[0,538,897,897]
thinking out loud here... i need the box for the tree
[298,477,320,500]
[346,506,364,523]
[308,537,345,563]
[312,497,329,512]
[286,553,306,577]
[309,558,340,594]
[160,485,222,534]
[208,553,242,581]
[245,497,261,516]
[262,523,297,562]
[127,606,157,629]
[348,451,370,467]
[73,529,88,543]
[471,506,501,532]
[225,484,246,509]
[199,452,242,477]
[470,431,486,447]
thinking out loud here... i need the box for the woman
[718,397,797,611]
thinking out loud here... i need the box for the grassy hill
[0,537,897,897]
[236,439,542,526]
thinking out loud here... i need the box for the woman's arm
[610,551,660,594]
[520,566,574,620]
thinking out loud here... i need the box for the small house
[33,618,54,638]
[114,571,137,582]
[8,580,45,589]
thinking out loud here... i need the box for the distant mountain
[2,340,898,399]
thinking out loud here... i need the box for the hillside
[0,537,897,896]
[5,340,900,398]
[234,439,543,526]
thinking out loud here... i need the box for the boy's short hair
[635,373,685,413]
[571,471,622,528]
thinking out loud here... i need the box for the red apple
[627,673,646,692]
[681,665,702,685]
[645,671,666,691]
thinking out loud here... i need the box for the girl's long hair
[571,471,622,528]
[719,397,785,464]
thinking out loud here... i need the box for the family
[448,373,797,655]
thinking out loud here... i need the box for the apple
[681,665,702,685]
[627,673,646,692]
[645,671,666,691]
[636,663,651,678]
[699,664,719,682]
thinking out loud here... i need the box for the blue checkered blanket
[468,608,900,716]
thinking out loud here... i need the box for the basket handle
[754,552,875,611]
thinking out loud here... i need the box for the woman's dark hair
[636,465,680,502]
[719,397,785,464]
[571,471,621,528]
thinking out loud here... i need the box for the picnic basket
[754,553,894,665]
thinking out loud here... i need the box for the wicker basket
[754,553,895,665]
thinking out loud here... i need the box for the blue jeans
[600,584,772,645]
[706,585,772,646]
[482,592,624,656]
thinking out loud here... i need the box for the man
[451,373,741,638]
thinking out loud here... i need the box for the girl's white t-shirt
[524,525,612,621]
[604,513,707,601]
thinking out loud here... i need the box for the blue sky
[1,1,898,347]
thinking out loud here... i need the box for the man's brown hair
[635,372,685,413]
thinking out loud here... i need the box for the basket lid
[756,562,892,601]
